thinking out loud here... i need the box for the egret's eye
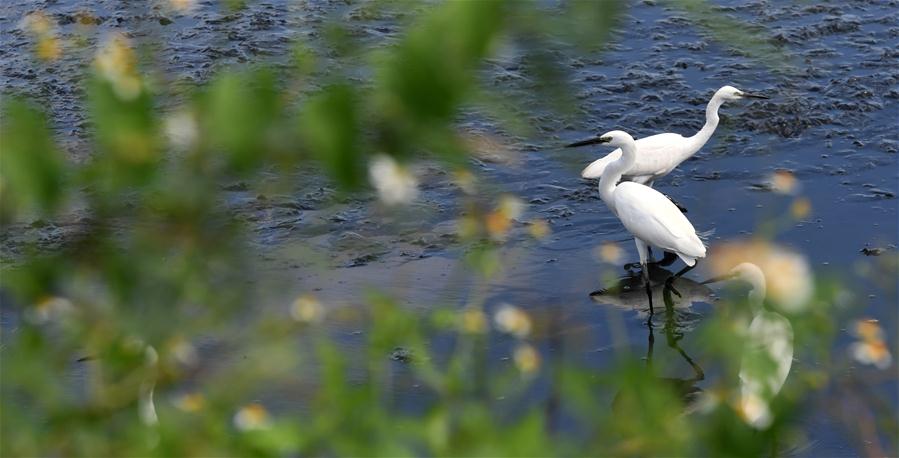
[600,136,612,143]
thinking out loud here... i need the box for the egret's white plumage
[614,182,705,265]
[580,86,768,184]
[593,130,706,268]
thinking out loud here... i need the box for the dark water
[2,0,897,455]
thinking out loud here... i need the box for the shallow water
[2,0,897,454]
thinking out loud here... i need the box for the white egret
[576,86,769,185]
[705,262,794,429]
[574,130,706,317]
[566,86,765,264]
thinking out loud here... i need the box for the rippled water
[2,0,897,454]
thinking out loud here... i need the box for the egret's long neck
[745,270,767,314]
[685,94,724,155]
[598,141,637,208]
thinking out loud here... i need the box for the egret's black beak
[740,92,769,100]
[565,136,611,148]
[701,272,738,285]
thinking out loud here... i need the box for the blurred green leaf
[0,99,66,220]
[298,83,363,189]
[202,70,280,173]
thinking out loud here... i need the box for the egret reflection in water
[590,265,711,334]
[705,262,795,429]
[611,284,706,415]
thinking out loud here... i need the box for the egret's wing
[580,133,688,179]
[614,183,705,259]
[627,133,689,177]
[581,149,621,178]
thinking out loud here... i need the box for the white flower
[164,111,198,151]
[849,320,892,369]
[369,154,418,206]
[513,344,540,375]
[739,391,772,429]
[234,403,271,431]
[94,33,142,101]
[26,296,74,324]
[290,294,324,324]
[494,303,532,338]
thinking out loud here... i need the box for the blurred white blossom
[710,240,813,312]
[164,111,199,151]
[369,154,418,205]
[94,33,142,100]
[234,403,271,431]
[460,308,488,334]
[850,319,891,369]
[26,296,74,324]
[173,392,205,412]
[290,294,324,324]
[168,0,198,14]
[514,343,540,375]
[494,303,532,338]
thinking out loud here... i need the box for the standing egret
[574,130,706,318]
[705,262,794,429]
[576,86,769,185]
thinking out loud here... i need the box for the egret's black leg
[643,262,654,324]
[634,239,654,326]
[662,286,704,380]
[658,250,678,267]
[671,262,697,279]
[626,250,679,270]
[665,262,698,297]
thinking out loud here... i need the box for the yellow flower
[460,308,488,334]
[593,242,623,264]
[514,344,540,375]
[528,219,551,240]
[36,36,61,61]
[486,195,525,240]
[850,319,891,369]
[769,170,800,195]
[485,211,512,239]
[168,0,198,13]
[456,214,480,239]
[168,336,198,366]
[790,198,811,220]
[494,304,532,338]
[290,294,324,324]
[20,12,53,35]
[234,403,271,431]
[19,12,62,62]
[852,319,884,341]
[26,296,74,324]
[453,169,476,195]
[173,393,205,412]
[94,33,142,100]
